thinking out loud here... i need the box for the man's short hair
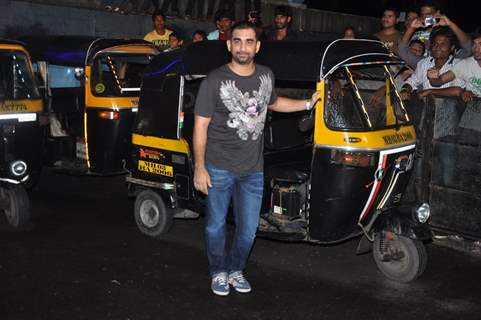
[383,7,399,18]
[231,21,259,40]
[193,30,207,39]
[419,0,440,12]
[472,28,481,41]
[214,9,234,22]
[430,26,457,47]
[274,5,292,17]
[151,9,165,22]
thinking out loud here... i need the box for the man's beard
[275,22,287,30]
[232,52,254,65]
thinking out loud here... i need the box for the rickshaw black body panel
[0,120,43,179]
[309,147,375,241]
[86,108,135,174]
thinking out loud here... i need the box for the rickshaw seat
[264,162,309,183]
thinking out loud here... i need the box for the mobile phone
[424,16,436,27]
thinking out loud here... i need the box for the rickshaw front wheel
[1,185,31,228]
[134,189,173,237]
[372,233,427,283]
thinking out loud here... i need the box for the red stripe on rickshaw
[360,154,387,220]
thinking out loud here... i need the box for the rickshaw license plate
[138,160,173,177]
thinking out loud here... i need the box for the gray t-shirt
[194,64,277,173]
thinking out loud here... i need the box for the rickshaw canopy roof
[144,39,403,84]
[20,36,152,67]
[0,39,27,48]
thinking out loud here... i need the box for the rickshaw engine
[269,179,307,220]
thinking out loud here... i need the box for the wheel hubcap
[139,199,160,228]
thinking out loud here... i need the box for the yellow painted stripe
[0,44,29,54]
[132,134,190,154]
[84,112,91,169]
[0,99,43,114]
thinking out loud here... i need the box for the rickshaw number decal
[0,101,27,112]
[138,160,173,177]
[382,132,414,145]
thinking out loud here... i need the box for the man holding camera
[398,1,471,69]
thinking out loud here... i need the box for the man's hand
[193,166,212,195]
[434,14,452,28]
[307,91,321,110]
[427,68,440,81]
[400,89,411,101]
[461,90,476,103]
[417,89,433,98]
[410,18,424,30]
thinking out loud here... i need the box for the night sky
[305,0,478,33]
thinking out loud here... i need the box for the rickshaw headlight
[10,160,27,176]
[415,203,430,223]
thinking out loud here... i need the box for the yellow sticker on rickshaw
[95,83,106,94]
[138,160,173,177]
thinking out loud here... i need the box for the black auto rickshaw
[21,36,158,175]
[126,39,432,282]
[0,39,44,228]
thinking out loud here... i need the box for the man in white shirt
[400,27,464,100]
[428,29,481,102]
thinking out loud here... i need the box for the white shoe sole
[212,288,230,296]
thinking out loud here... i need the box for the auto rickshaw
[126,39,432,282]
[0,39,44,228]
[21,36,158,175]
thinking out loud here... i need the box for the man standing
[193,21,318,296]
[263,5,298,41]
[374,7,401,53]
[143,10,173,51]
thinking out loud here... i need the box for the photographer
[398,1,471,69]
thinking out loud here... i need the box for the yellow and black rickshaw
[21,36,158,175]
[0,39,43,228]
[126,39,431,282]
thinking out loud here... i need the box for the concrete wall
[1,0,379,40]
[0,0,216,40]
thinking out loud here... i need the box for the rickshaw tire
[2,185,31,229]
[373,234,427,283]
[134,189,173,237]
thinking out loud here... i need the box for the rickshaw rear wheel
[134,189,173,237]
[373,233,427,283]
[1,185,31,228]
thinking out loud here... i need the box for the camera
[424,16,436,27]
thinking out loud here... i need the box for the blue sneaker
[211,272,229,296]
[228,271,252,293]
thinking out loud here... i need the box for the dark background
[305,0,478,32]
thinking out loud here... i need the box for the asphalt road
[1,169,481,320]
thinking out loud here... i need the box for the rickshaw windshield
[0,51,40,100]
[325,64,410,131]
[91,53,155,97]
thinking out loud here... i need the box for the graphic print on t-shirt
[219,74,272,141]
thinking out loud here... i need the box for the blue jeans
[205,164,263,276]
